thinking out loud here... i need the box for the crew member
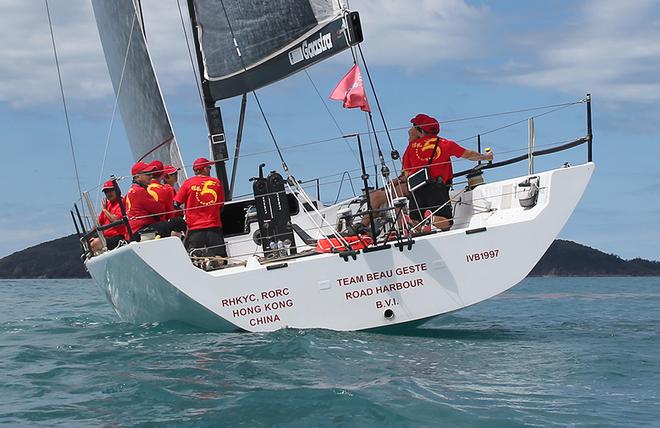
[162,164,182,218]
[90,180,126,252]
[174,157,227,259]
[162,164,178,191]
[125,161,171,240]
[357,114,493,233]
[147,160,175,220]
[402,113,493,230]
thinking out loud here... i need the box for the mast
[186,0,231,199]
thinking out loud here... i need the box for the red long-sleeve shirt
[98,198,126,238]
[148,179,175,220]
[125,183,162,237]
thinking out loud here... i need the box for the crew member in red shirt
[174,157,227,259]
[147,160,175,220]
[90,180,127,252]
[357,114,492,233]
[125,161,172,240]
[162,164,178,194]
[162,164,183,218]
[402,114,493,230]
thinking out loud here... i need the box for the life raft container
[316,235,373,253]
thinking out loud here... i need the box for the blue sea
[1,277,658,427]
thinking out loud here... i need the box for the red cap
[410,114,440,135]
[149,160,164,175]
[193,157,214,171]
[102,180,115,190]
[131,161,156,176]
[163,164,178,175]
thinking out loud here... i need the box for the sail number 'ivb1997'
[466,249,500,262]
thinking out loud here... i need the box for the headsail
[190,0,363,100]
[92,0,186,179]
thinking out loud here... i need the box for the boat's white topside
[86,162,594,332]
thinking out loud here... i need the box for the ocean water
[0,278,658,427]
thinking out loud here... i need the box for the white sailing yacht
[74,0,595,332]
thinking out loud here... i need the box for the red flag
[329,64,371,112]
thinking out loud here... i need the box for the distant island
[0,234,658,279]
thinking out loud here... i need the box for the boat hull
[86,163,594,332]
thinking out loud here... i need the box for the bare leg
[432,216,452,231]
[89,237,102,253]
[361,181,409,226]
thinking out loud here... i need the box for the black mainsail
[92,0,186,178]
[190,0,363,100]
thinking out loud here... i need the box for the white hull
[86,163,594,332]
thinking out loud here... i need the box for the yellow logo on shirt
[147,183,160,201]
[125,189,132,212]
[415,137,441,162]
[191,180,218,206]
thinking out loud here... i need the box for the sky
[0,0,659,260]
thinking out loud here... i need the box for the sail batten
[92,0,186,180]
[191,0,361,100]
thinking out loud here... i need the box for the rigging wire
[215,0,349,245]
[215,99,581,165]
[304,70,344,135]
[455,102,580,143]
[176,0,207,121]
[118,100,585,186]
[217,0,288,171]
[356,43,396,154]
[251,91,288,170]
[304,69,358,161]
[45,0,85,218]
[135,0,146,41]
[364,113,379,188]
[96,11,137,204]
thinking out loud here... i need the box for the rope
[45,0,84,218]
[333,171,357,204]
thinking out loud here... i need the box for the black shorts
[105,235,124,250]
[134,221,171,241]
[408,181,453,222]
[135,217,187,241]
[185,227,227,258]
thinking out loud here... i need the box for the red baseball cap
[149,160,164,176]
[411,114,440,135]
[102,180,115,190]
[163,164,178,175]
[193,157,214,171]
[131,161,157,176]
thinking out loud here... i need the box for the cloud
[0,0,111,107]
[0,0,197,109]
[349,0,491,69]
[485,0,660,104]
[3,0,660,111]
